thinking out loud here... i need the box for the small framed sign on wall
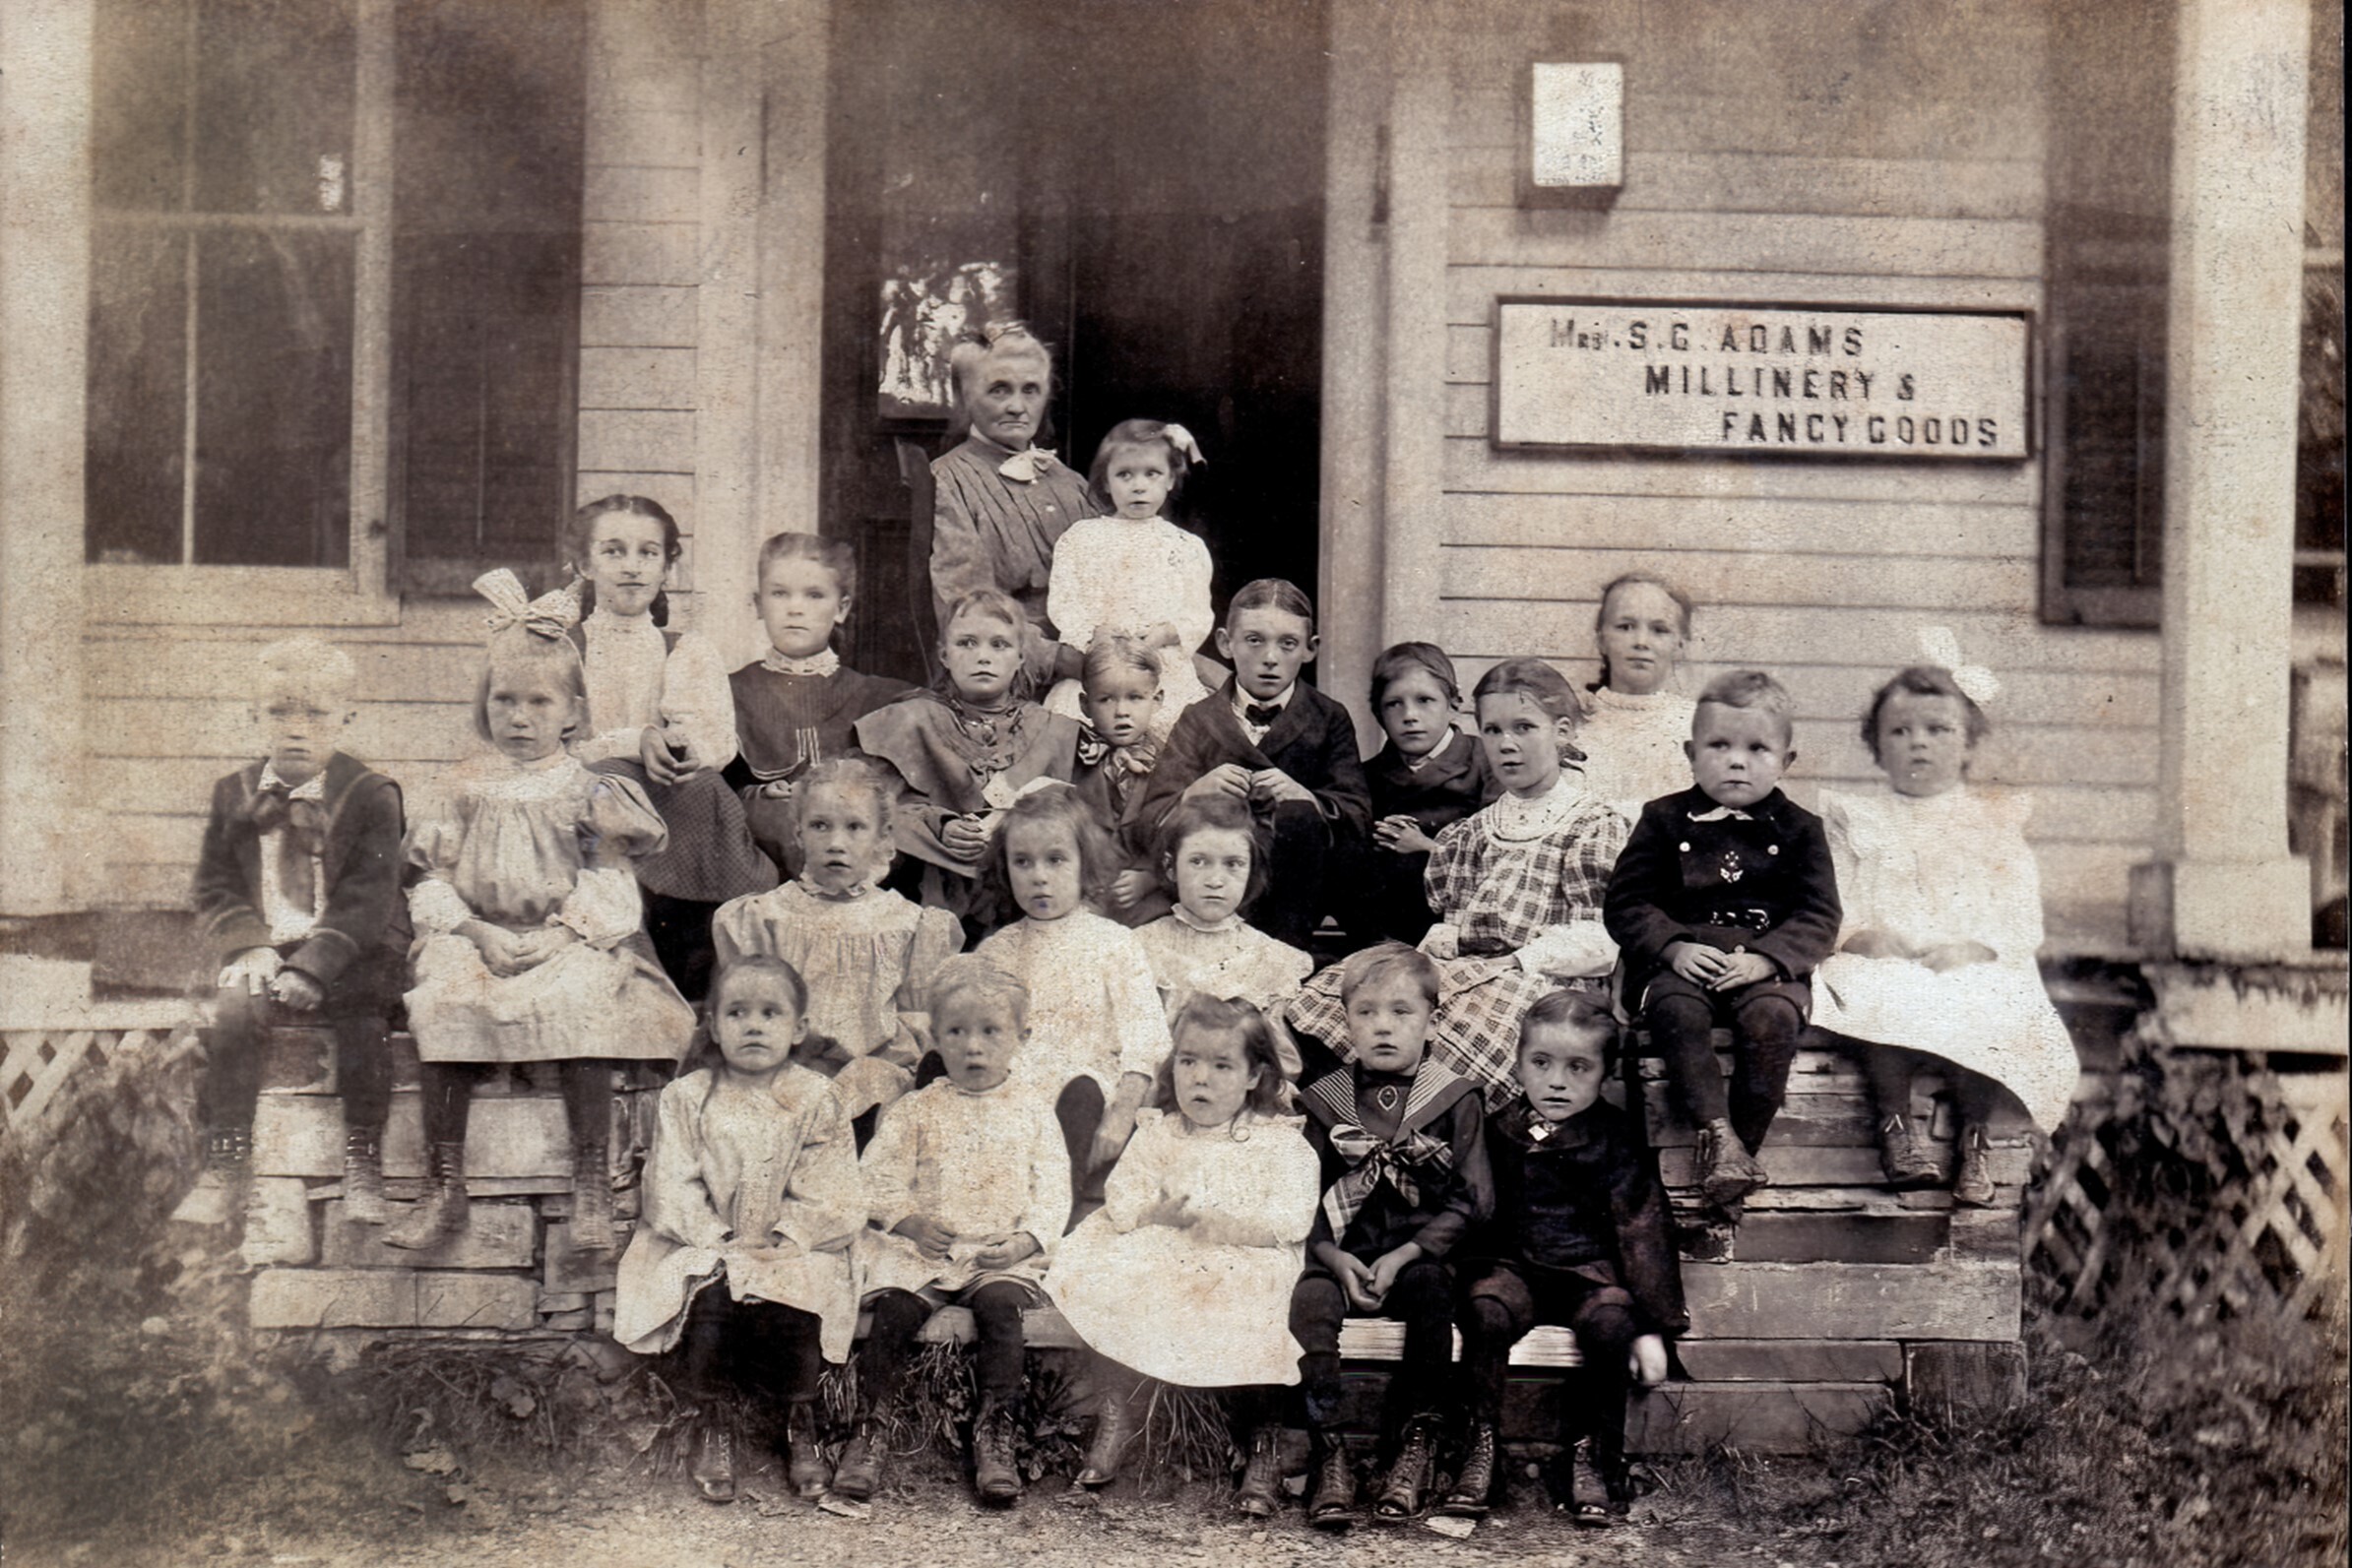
[1521,61,1623,208]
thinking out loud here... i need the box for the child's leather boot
[1075,1384,1138,1488]
[343,1125,388,1225]
[831,1416,885,1502]
[1952,1123,1997,1207]
[1874,1114,1943,1191]
[1438,1420,1498,1518]
[972,1399,1022,1504]
[1234,1427,1282,1518]
[172,1127,252,1227]
[689,1416,736,1504]
[1372,1414,1438,1521]
[384,1141,469,1250]
[1696,1118,1767,1208]
[784,1400,830,1497]
[1304,1432,1358,1530]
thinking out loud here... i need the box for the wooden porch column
[0,0,95,915]
[2129,0,2315,961]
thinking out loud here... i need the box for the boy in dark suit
[1287,943,1491,1529]
[1124,579,1371,949]
[180,639,408,1230]
[1603,670,1840,1211]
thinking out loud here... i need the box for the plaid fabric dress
[1289,784,1628,1108]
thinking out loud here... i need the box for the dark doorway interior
[820,0,1327,684]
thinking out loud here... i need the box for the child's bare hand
[1367,1243,1424,1304]
[1372,815,1437,855]
[1839,927,1913,961]
[1183,764,1253,805]
[1629,1333,1669,1387]
[1919,941,1999,972]
[1665,940,1728,985]
[972,1232,1039,1271]
[639,725,686,785]
[267,969,326,1011]
[1110,869,1159,909]
[1708,951,1777,991]
[939,815,990,860]
[500,926,578,974]
[1250,769,1315,808]
[1088,1102,1140,1172]
[893,1216,955,1259]
[464,923,530,975]
[1327,1250,1381,1312]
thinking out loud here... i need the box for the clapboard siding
[1445,493,2040,560]
[580,285,697,347]
[1443,440,2041,508]
[1443,544,2039,616]
[1449,152,2046,220]
[1447,209,2045,281]
[579,348,697,411]
[1445,270,2039,324]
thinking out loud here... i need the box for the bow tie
[245,784,327,854]
[1688,804,1754,823]
[1075,728,1160,775]
[997,448,1053,483]
[1242,701,1284,728]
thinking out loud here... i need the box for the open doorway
[819,0,1327,684]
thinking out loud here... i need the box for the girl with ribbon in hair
[927,325,1096,694]
[389,583,695,1252]
[1812,631,2080,1205]
[561,495,777,1003]
[1043,418,1221,737]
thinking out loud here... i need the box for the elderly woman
[927,325,1097,692]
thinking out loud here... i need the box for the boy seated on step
[1603,670,1840,1217]
[179,639,408,1237]
[1446,990,1684,1526]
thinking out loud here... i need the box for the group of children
[181,413,2077,1528]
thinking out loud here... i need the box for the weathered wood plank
[578,347,697,411]
[1729,1212,1951,1266]
[254,1092,578,1181]
[1680,1260,2021,1342]
[1454,90,2042,163]
[577,409,697,473]
[321,1199,536,1271]
[1906,1341,2028,1415]
[582,221,700,287]
[1448,208,2044,282]
[84,699,470,762]
[1673,1339,1906,1384]
[583,109,699,169]
[1626,1380,1896,1455]
[1442,434,2042,508]
[580,284,698,348]
[583,163,699,223]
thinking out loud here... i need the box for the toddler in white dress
[1044,419,1216,736]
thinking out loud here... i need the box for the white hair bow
[1917,626,2000,705]
[474,569,582,641]
[1162,423,1206,466]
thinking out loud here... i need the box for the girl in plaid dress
[1289,659,1626,1107]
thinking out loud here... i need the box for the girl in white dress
[1043,419,1216,736]
[613,956,863,1505]
[1130,794,1312,1076]
[1812,657,2080,1206]
[973,785,1175,1196]
[393,615,695,1253]
[710,758,962,1122]
[1576,572,1697,823]
[1047,994,1322,1506]
[563,495,776,1000]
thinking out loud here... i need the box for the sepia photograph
[0,1,2344,1564]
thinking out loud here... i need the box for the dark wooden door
[821,0,1327,684]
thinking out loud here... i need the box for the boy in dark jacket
[1446,991,1685,1524]
[1288,943,1492,1529]
[180,640,408,1229]
[1124,579,1371,949]
[1604,670,1840,1211]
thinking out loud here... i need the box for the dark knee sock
[858,1290,930,1411]
[198,987,269,1132]
[1461,1295,1523,1425]
[561,1059,614,1149]
[1386,1263,1455,1425]
[1856,1042,1922,1122]
[417,1062,487,1148]
[642,890,721,1004]
[1290,1276,1347,1428]
[967,1282,1028,1403]
[333,1015,392,1132]
[1650,994,1729,1127]
[1729,996,1802,1152]
[1952,1066,2003,1129]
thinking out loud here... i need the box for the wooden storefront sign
[1494,298,2033,460]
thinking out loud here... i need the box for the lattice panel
[2,1031,115,1129]
[2025,1066,2350,1328]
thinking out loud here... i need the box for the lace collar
[1171,904,1242,936]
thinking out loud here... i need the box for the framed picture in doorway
[876,241,1018,426]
